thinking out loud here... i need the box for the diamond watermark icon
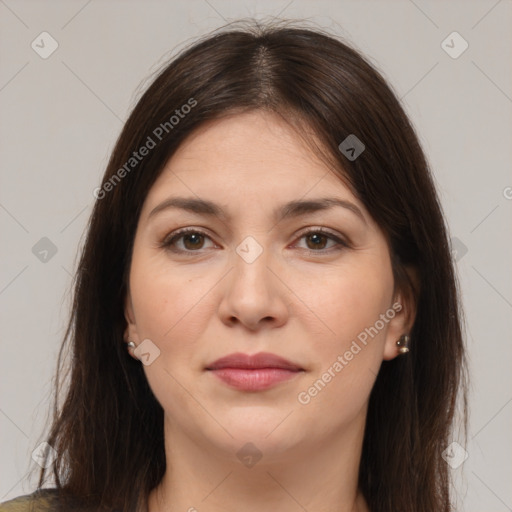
[442,441,468,469]
[450,237,468,262]
[32,441,57,468]
[441,32,468,59]
[32,237,58,263]
[31,32,59,59]
[236,442,263,468]
[236,236,263,264]
[338,134,365,161]
[134,338,161,366]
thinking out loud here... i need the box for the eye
[160,227,348,254]
[161,228,216,252]
[294,228,348,253]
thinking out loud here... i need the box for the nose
[217,241,289,331]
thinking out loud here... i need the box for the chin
[212,411,304,454]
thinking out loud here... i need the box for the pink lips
[206,352,304,391]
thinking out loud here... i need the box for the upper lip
[206,352,303,371]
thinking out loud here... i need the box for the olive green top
[0,489,105,512]
[0,489,58,512]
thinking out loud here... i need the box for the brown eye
[304,232,329,250]
[161,229,215,253]
[181,232,205,250]
[161,227,347,255]
[295,228,348,253]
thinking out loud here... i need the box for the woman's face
[125,110,412,460]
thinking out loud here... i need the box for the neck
[148,409,370,512]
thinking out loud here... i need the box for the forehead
[139,111,371,229]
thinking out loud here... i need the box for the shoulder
[0,489,120,512]
[0,488,95,512]
[0,488,59,511]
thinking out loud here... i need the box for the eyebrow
[148,196,367,225]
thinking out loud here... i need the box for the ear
[382,265,419,361]
[124,289,142,352]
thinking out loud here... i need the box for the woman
[1,20,468,512]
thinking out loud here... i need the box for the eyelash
[160,227,348,255]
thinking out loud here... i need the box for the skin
[124,110,417,512]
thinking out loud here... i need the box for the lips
[205,352,304,391]
[206,352,303,372]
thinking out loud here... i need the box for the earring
[127,341,136,350]
[396,334,410,354]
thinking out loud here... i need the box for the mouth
[205,352,305,391]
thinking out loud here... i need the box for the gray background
[1,1,511,510]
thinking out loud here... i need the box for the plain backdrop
[1,1,511,510]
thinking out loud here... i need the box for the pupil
[185,234,203,249]
[308,234,326,249]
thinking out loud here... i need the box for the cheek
[297,254,394,381]
[128,250,214,355]
[128,257,217,412]
[293,257,394,418]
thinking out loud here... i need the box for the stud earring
[396,334,410,354]
[127,341,136,350]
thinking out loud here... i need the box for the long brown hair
[33,19,468,511]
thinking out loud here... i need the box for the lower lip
[208,368,302,391]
